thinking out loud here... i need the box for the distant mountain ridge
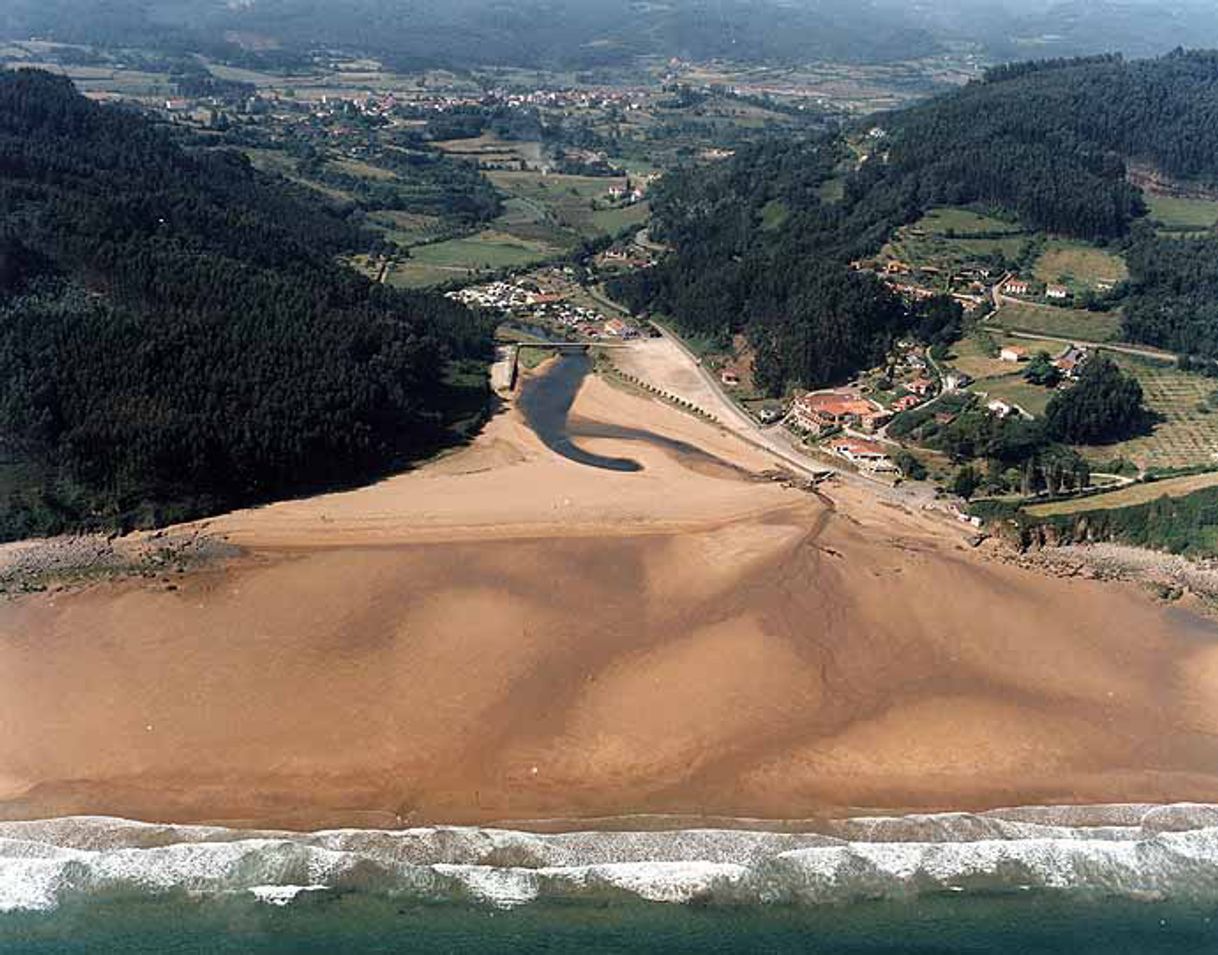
[6,0,1218,70]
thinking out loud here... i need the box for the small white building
[999,346,1028,363]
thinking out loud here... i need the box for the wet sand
[3,374,1218,829]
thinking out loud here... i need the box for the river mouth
[516,352,753,478]
[516,352,643,472]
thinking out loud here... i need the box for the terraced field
[1078,359,1218,470]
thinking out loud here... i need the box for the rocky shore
[985,538,1218,610]
[0,526,241,596]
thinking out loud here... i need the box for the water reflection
[517,352,752,478]
[516,352,642,472]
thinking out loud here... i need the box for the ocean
[4,892,1218,953]
[4,807,1218,953]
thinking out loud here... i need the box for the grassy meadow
[993,302,1123,343]
[1032,240,1127,293]
[1145,194,1218,233]
[1024,471,1218,517]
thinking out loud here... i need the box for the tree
[952,465,981,500]
[1024,351,1062,387]
[894,449,928,481]
[1044,356,1145,443]
[0,70,495,540]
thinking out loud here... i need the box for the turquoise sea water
[3,892,1218,953]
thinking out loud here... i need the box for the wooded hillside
[0,69,493,539]
[618,51,1218,390]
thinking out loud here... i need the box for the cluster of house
[606,181,647,205]
[484,87,645,112]
[999,343,1090,381]
[786,393,900,471]
[1004,276,1116,300]
[595,246,656,272]
[1002,277,1072,300]
[851,259,992,313]
[791,392,891,435]
[825,436,899,473]
[446,281,639,339]
[447,281,536,311]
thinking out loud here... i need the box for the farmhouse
[791,392,887,435]
[906,377,936,397]
[999,345,1028,363]
[828,436,898,472]
[1005,278,1031,296]
[892,394,922,413]
[1046,284,1071,300]
[1053,345,1089,380]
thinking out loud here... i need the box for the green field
[880,208,1027,274]
[589,202,651,234]
[1145,194,1218,232]
[1023,471,1218,517]
[918,207,1023,236]
[367,210,456,246]
[972,374,1056,417]
[816,177,845,203]
[993,302,1123,343]
[387,229,563,287]
[1032,240,1127,292]
[760,199,790,231]
[373,168,647,286]
[945,332,1063,380]
[1076,358,1218,470]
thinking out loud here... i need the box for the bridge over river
[490,339,629,394]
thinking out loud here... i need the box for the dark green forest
[614,50,1218,390]
[0,69,493,539]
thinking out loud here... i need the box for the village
[447,272,646,342]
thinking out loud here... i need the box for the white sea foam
[4,804,1218,913]
[248,884,330,906]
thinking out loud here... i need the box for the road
[634,228,668,254]
[999,329,1178,364]
[985,284,1175,363]
[636,324,937,499]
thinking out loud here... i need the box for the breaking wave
[5,804,1218,913]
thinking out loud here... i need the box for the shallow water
[516,352,749,476]
[4,892,1218,953]
[517,351,644,471]
[6,809,1218,951]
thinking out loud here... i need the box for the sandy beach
[2,371,1218,830]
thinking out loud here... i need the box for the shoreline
[6,803,1218,915]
